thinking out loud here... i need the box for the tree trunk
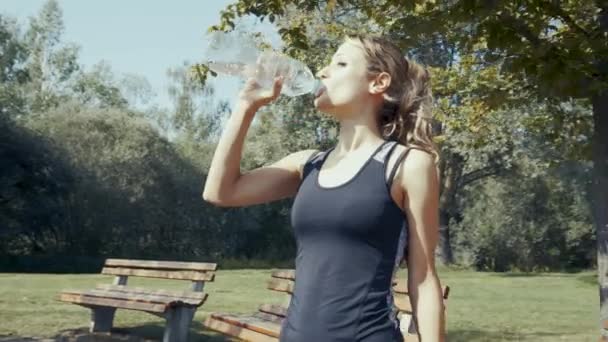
[594,91,608,340]
[596,5,608,340]
[437,153,463,265]
[438,209,454,264]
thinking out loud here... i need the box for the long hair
[346,35,439,163]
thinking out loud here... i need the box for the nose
[315,66,328,79]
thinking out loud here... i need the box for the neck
[335,112,384,154]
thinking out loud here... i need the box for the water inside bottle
[204,31,319,97]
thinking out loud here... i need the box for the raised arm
[203,77,316,207]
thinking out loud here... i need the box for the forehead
[333,40,367,61]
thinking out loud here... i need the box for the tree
[22,0,80,113]
[0,15,29,118]
[205,0,607,335]
[0,116,72,255]
[197,2,533,265]
[70,61,128,109]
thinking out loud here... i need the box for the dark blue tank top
[282,141,409,342]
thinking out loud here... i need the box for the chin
[314,95,335,113]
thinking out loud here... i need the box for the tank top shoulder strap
[386,145,431,188]
[372,140,398,164]
[368,140,401,186]
[302,148,332,180]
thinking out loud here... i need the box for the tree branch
[459,164,502,187]
[498,12,544,48]
[542,1,592,39]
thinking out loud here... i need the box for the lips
[314,84,326,98]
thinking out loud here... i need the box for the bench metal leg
[163,307,195,342]
[90,306,116,332]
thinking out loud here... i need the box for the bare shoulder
[272,149,319,177]
[387,144,436,175]
[395,146,439,194]
[401,148,436,174]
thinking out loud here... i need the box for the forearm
[203,100,258,203]
[411,276,445,342]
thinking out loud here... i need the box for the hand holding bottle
[238,76,284,109]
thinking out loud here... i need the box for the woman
[203,35,445,342]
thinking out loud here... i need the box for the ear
[369,72,391,94]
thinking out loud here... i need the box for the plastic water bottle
[203,31,320,97]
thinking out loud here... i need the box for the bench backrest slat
[105,258,217,271]
[271,269,295,280]
[393,278,450,299]
[101,266,214,282]
[267,278,294,294]
[263,270,449,316]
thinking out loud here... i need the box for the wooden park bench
[203,269,449,341]
[58,258,217,342]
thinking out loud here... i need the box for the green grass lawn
[0,268,598,341]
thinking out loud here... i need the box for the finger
[272,76,284,98]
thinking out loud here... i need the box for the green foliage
[0,0,598,273]
[70,62,129,109]
[22,0,80,113]
[454,165,593,272]
[0,15,29,117]
[0,117,72,255]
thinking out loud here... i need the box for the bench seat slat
[253,312,285,324]
[210,313,281,338]
[60,289,206,307]
[105,258,217,271]
[96,284,205,300]
[258,304,288,318]
[58,292,167,313]
[204,316,278,342]
[102,267,214,281]
[394,295,413,314]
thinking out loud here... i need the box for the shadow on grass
[0,336,42,342]
[1,328,577,342]
[498,272,588,278]
[448,329,570,341]
[577,273,597,286]
[46,321,237,341]
[115,321,236,341]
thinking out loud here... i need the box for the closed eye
[337,62,347,66]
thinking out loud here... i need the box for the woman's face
[313,40,373,117]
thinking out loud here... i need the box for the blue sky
[2,0,281,109]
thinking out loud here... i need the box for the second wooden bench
[204,269,449,341]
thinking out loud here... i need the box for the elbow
[202,175,242,207]
[202,191,215,205]
[202,190,223,206]
[202,190,234,208]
